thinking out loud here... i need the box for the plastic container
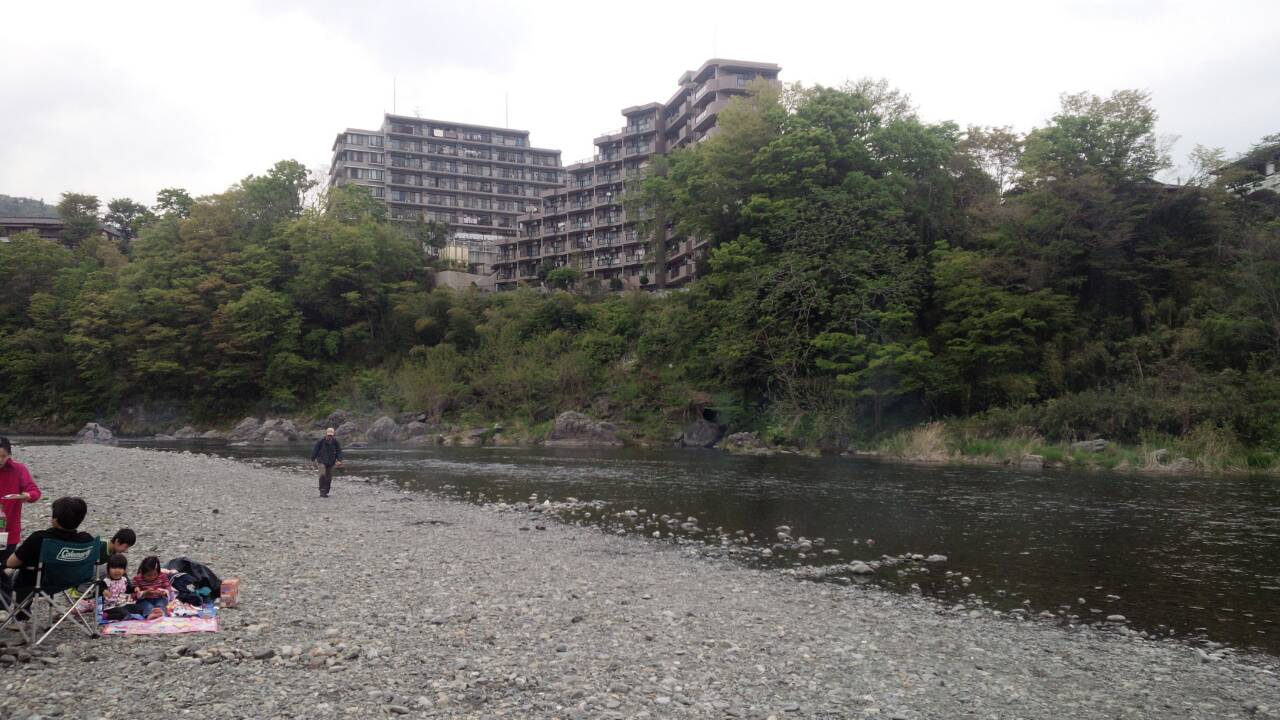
[94,596,103,625]
[199,600,216,619]
[219,577,240,608]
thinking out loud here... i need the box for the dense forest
[1,82,1277,469]
[0,194,58,217]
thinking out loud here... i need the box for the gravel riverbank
[2,444,1277,720]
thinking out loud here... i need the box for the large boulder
[258,418,300,443]
[722,432,776,457]
[545,412,621,447]
[323,409,350,430]
[173,425,200,440]
[227,417,262,442]
[366,416,400,444]
[334,421,364,443]
[199,429,227,440]
[1070,439,1109,453]
[74,422,118,446]
[679,418,724,448]
[401,421,432,439]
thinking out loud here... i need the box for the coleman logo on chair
[55,546,94,562]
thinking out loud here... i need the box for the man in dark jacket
[310,428,344,498]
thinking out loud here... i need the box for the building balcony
[624,144,654,157]
[594,127,625,143]
[624,123,655,135]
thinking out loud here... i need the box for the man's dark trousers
[319,465,334,497]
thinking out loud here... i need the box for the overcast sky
[2,0,1276,206]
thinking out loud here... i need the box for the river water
[40,438,1280,655]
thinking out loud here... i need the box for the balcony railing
[625,123,654,135]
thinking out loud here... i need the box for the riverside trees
[0,87,1275,457]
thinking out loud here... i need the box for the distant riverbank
[10,405,1279,478]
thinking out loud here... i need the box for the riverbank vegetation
[0,81,1276,472]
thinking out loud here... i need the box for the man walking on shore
[0,437,41,562]
[310,428,343,498]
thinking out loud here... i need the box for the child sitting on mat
[98,553,145,621]
[132,555,171,620]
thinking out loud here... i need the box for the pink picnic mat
[100,615,218,636]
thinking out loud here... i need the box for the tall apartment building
[328,115,563,274]
[494,59,780,291]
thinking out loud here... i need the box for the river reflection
[91,440,1280,655]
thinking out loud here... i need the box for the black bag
[169,572,204,605]
[164,557,222,600]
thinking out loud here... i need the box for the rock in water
[74,422,118,445]
[1070,439,1109,453]
[173,425,199,439]
[1020,454,1045,469]
[227,417,262,442]
[722,432,777,457]
[545,412,622,447]
[401,421,432,439]
[679,418,725,448]
[258,418,300,442]
[366,416,401,444]
[848,561,875,575]
[335,420,364,442]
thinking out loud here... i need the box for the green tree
[56,192,101,245]
[154,187,194,219]
[104,198,154,241]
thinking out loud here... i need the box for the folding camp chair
[0,537,101,646]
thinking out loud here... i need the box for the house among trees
[1220,140,1280,194]
[0,216,125,245]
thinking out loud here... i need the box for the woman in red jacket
[0,437,42,560]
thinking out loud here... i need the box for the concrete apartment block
[328,116,563,275]
[494,59,780,291]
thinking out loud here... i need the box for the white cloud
[1,0,1276,204]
